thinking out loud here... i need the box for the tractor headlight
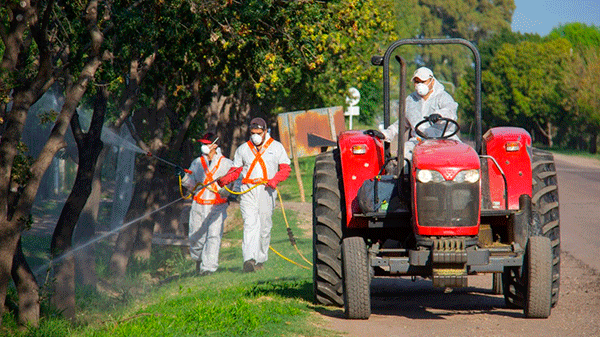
[453,169,480,183]
[416,169,445,183]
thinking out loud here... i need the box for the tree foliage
[419,0,515,41]
[457,22,600,149]
[477,27,542,68]
[485,38,571,122]
[413,0,515,86]
[547,23,600,51]
[148,0,403,125]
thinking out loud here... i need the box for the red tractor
[312,38,560,319]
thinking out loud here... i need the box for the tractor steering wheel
[414,116,460,140]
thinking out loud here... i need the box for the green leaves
[548,23,600,52]
[457,22,600,149]
[482,38,572,128]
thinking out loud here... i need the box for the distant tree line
[456,23,600,152]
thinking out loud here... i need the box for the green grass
[277,156,316,202]
[548,147,600,162]
[5,196,340,337]
[4,153,327,336]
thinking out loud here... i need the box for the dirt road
[321,153,600,337]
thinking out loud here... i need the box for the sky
[511,0,600,36]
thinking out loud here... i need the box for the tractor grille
[416,181,479,227]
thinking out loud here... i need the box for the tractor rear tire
[531,148,560,307]
[312,150,344,307]
[524,236,553,318]
[342,237,371,319]
[503,148,561,309]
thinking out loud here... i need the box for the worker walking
[218,117,291,273]
[179,133,233,276]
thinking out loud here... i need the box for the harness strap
[193,156,227,205]
[241,138,274,185]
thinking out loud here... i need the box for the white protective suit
[182,148,233,273]
[231,133,291,265]
[381,78,459,160]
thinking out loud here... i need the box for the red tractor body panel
[338,131,385,228]
[412,140,480,178]
[483,127,532,210]
[412,140,481,236]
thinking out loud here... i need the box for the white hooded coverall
[382,79,459,160]
[182,150,233,273]
[231,133,291,264]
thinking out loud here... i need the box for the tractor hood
[412,140,480,181]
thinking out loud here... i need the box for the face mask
[201,144,211,155]
[415,83,430,96]
[251,133,264,146]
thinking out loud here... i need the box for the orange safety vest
[241,138,274,185]
[193,156,228,205]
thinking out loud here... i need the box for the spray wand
[146,151,192,174]
[146,136,221,175]
[145,151,192,174]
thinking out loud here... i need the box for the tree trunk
[11,238,40,327]
[132,221,155,261]
[590,129,598,154]
[131,174,176,260]
[110,84,180,273]
[73,152,104,287]
[535,120,555,148]
[547,121,553,148]
[108,156,182,271]
[0,88,52,327]
[50,87,106,320]
[108,222,137,277]
[109,155,157,277]
[50,256,76,320]
[0,232,20,326]
[73,51,156,284]
[0,0,106,326]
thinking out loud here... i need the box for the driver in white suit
[381,67,459,160]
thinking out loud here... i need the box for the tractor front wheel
[342,237,371,319]
[524,236,553,318]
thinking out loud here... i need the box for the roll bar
[371,38,483,165]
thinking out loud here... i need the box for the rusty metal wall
[277,106,345,158]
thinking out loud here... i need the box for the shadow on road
[317,276,524,320]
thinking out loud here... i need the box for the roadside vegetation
[3,158,336,336]
[547,148,600,162]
